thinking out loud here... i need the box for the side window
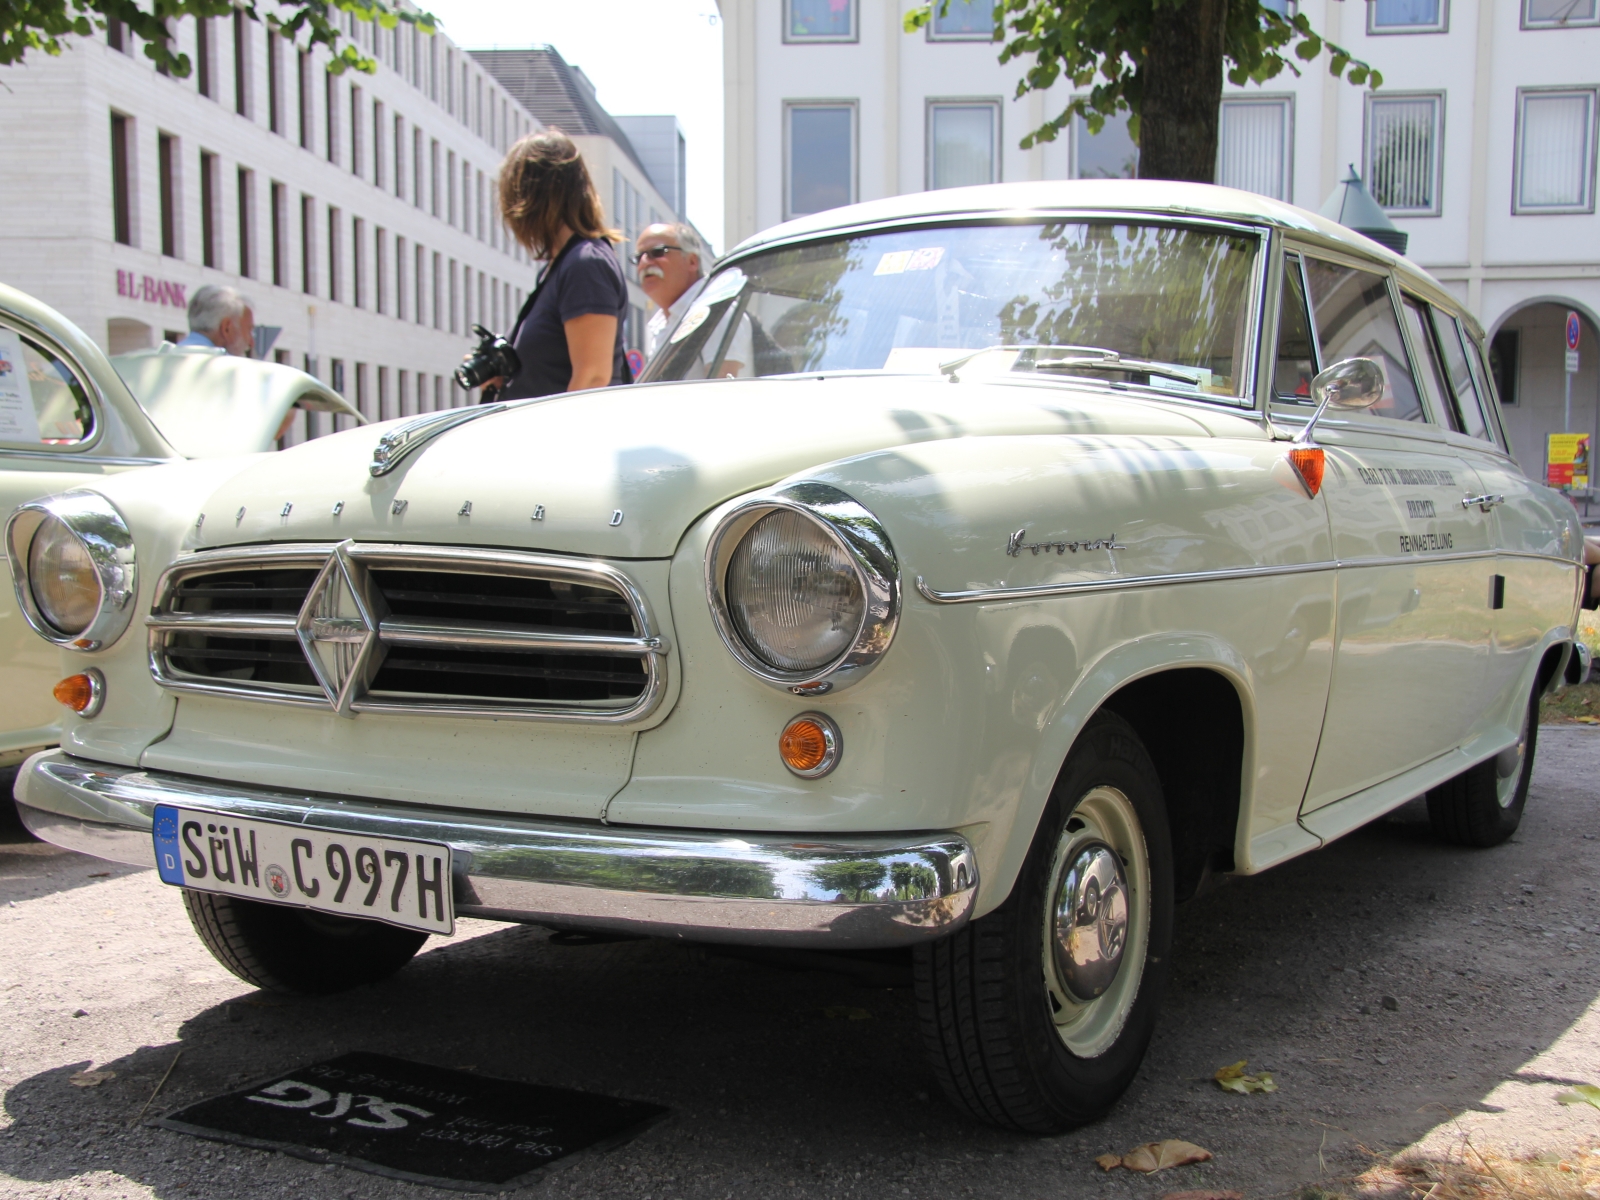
[1399,295,1458,429]
[1302,257,1425,422]
[1273,254,1317,402]
[0,324,96,447]
[1430,310,1495,442]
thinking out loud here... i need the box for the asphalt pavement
[3,728,1600,1199]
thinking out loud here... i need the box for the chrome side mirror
[1297,357,1385,445]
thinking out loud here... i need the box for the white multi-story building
[0,17,685,446]
[720,0,1600,490]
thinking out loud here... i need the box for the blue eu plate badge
[153,805,186,885]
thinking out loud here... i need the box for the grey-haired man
[635,223,749,375]
[179,285,255,356]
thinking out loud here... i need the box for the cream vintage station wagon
[8,181,1588,1133]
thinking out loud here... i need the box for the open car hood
[111,346,364,458]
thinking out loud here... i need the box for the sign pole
[1566,311,1581,433]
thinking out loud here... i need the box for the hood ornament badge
[369,403,512,477]
[294,540,387,716]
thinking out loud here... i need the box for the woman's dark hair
[499,129,619,258]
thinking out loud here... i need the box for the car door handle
[1461,493,1505,512]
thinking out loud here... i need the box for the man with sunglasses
[635,223,749,376]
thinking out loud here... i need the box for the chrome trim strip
[704,482,901,694]
[146,541,668,724]
[145,612,300,637]
[4,490,139,651]
[916,547,1584,605]
[377,618,664,656]
[916,560,1338,604]
[16,751,977,949]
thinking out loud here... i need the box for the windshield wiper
[938,344,1207,388]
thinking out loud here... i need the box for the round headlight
[726,510,865,672]
[27,515,101,636]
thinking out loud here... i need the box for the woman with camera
[474,130,630,401]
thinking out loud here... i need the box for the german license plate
[152,805,453,936]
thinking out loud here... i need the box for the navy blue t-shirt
[502,237,629,400]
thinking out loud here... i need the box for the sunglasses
[631,245,684,265]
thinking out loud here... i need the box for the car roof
[722,180,1476,335]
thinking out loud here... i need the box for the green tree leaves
[904,0,1383,155]
[0,0,436,77]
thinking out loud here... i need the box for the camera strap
[509,235,586,340]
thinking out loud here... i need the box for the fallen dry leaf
[821,1005,872,1021]
[1160,1191,1243,1200]
[1575,716,1600,725]
[1214,1059,1277,1094]
[1099,1140,1214,1173]
[68,1070,114,1088]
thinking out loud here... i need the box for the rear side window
[1399,295,1456,428]
[1430,310,1496,443]
[0,324,96,447]
[1302,258,1424,423]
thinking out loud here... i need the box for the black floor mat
[155,1051,667,1191]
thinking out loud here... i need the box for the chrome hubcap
[1041,785,1150,1058]
[1052,843,1129,1000]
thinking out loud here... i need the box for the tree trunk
[1138,0,1229,183]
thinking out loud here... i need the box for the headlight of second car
[27,515,102,635]
[707,483,900,693]
[5,491,137,650]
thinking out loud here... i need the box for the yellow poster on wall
[1547,433,1591,490]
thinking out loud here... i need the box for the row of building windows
[781,86,1600,218]
[104,19,525,262]
[779,0,1598,42]
[111,114,525,333]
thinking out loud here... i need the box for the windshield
[641,220,1261,403]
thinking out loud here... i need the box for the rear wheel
[182,890,427,995]
[914,712,1174,1132]
[1426,683,1538,848]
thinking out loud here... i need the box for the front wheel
[183,890,427,995]
[914,712,1174,1132]
[1426,682,1538,848]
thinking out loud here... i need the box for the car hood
[112,347,363,458]
[196,374,1257,558]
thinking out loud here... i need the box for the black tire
[1426,684,1538,848]
[182,889,427,995]
[913,712,1174,1133]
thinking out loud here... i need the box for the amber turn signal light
[779,712,842,779]
[53,670,104,718]
[1288,446,1326,498]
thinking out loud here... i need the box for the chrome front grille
[148,543,666,722]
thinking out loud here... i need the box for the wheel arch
[975,635,1256,920]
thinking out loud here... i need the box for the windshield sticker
[0,329,43,444]
[875,248,945,276]
[697,268,747,307]
[669,305,712,345]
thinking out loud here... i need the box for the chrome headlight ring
[705,482,900,694]
[4,491,138,651]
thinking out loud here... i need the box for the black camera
[454,324,521,393]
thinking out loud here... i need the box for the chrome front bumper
[14,751,977,948]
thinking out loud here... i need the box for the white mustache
[642,265,665,280]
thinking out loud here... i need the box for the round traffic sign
[1568,311,1582,352]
